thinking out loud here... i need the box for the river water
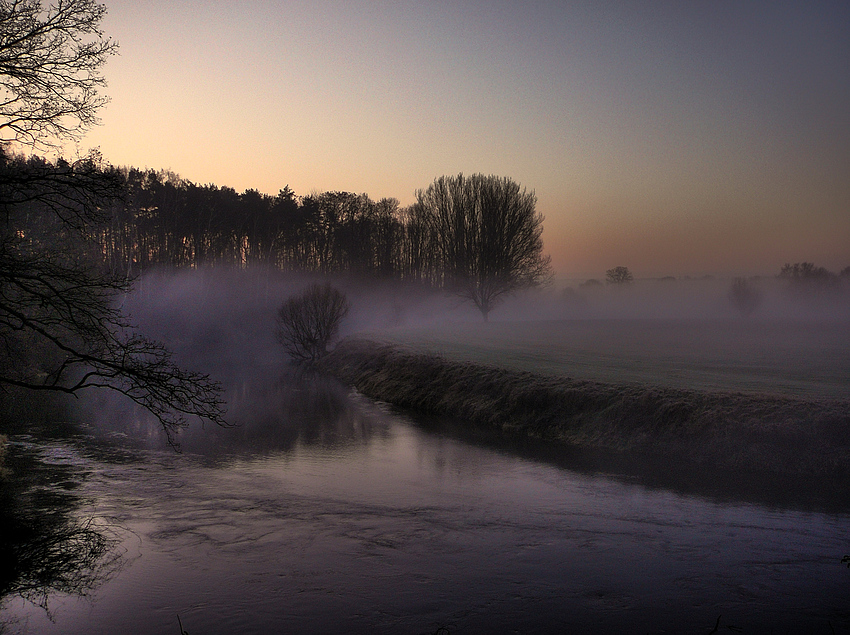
[1,375,849,635]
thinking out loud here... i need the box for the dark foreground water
[2,379,849,635]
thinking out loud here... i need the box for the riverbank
[318,338,850,478]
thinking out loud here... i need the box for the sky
[80,0,850,279]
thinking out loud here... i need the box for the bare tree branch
[0,0,117,149]
[0,150,226,447]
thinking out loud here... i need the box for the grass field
[354,318,850,400]
[320,325,850,477]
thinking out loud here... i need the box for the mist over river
[3,270,850,633]
[2,370,850,634]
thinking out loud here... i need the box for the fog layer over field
[74,267,850,451]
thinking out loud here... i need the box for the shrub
[606,266,634,285]
[728,277,762,317]
[277,283,350,363]
[579,278,603,289]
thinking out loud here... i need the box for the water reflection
[0,439,125,622]
[2,383,850,633]
[409,412,850,515]
[77,363,850,513]
[82,368,390,459]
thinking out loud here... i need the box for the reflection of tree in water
[86,367,391,456]
[0,441,124,621]
[191,369,390,455]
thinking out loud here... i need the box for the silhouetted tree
[277,282,350,363]
[606,266,633,284]
[778,262,835,283]
[728,277,761,317]
[416,174,551,321]
[0,0,225,444]
[777,262,841,300]
[0,0,117,149]
[396,201,436,285]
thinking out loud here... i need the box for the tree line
[16,161,548,302]
[98,169,418,279]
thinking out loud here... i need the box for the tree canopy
[605,266,633,285]
[276,283,350,363]
[416,174,551,320]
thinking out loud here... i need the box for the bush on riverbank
[317,339,850,478]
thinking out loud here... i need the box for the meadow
[322,315,850,479]
[355,317,850,400]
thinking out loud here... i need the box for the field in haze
[117,268,850,405]
[355,318,850,401]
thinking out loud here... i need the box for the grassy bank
[318,338,850,478]
[354,319,850,400]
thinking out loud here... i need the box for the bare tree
[728,277,761,317]
[416,174,551,321]
[0,0,117,149]
[0,1,225,444]
[0,151,226,444]
[605,266,633,285]
[778,262,836,284]
[277,282,350,363]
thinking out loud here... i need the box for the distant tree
[416,174,551,321]
[560,286,586,305]
[777,263,840,299]
[778,262,835,283]
[277,283,350,363]
[579,278,602,289]
[398,201,439,286]
[728,277,762,317]
[606,266,633,285]
[841,266,850,279]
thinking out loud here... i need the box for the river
[1,374,849,634]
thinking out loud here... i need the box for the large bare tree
[0,0,225,444]
[417,174,551,321]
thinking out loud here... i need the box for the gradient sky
[80,0,850,278]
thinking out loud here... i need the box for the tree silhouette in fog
[606,266,633,285]
[88,170,555,314]
[277,283,350,363]
[778,262,836,284]
[0,0,225,444]
[416,174,551,321]
[728,277,762,317]
[778,262,844,300]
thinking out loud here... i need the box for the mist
[8,264,849,634]
[65,265,848,451]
